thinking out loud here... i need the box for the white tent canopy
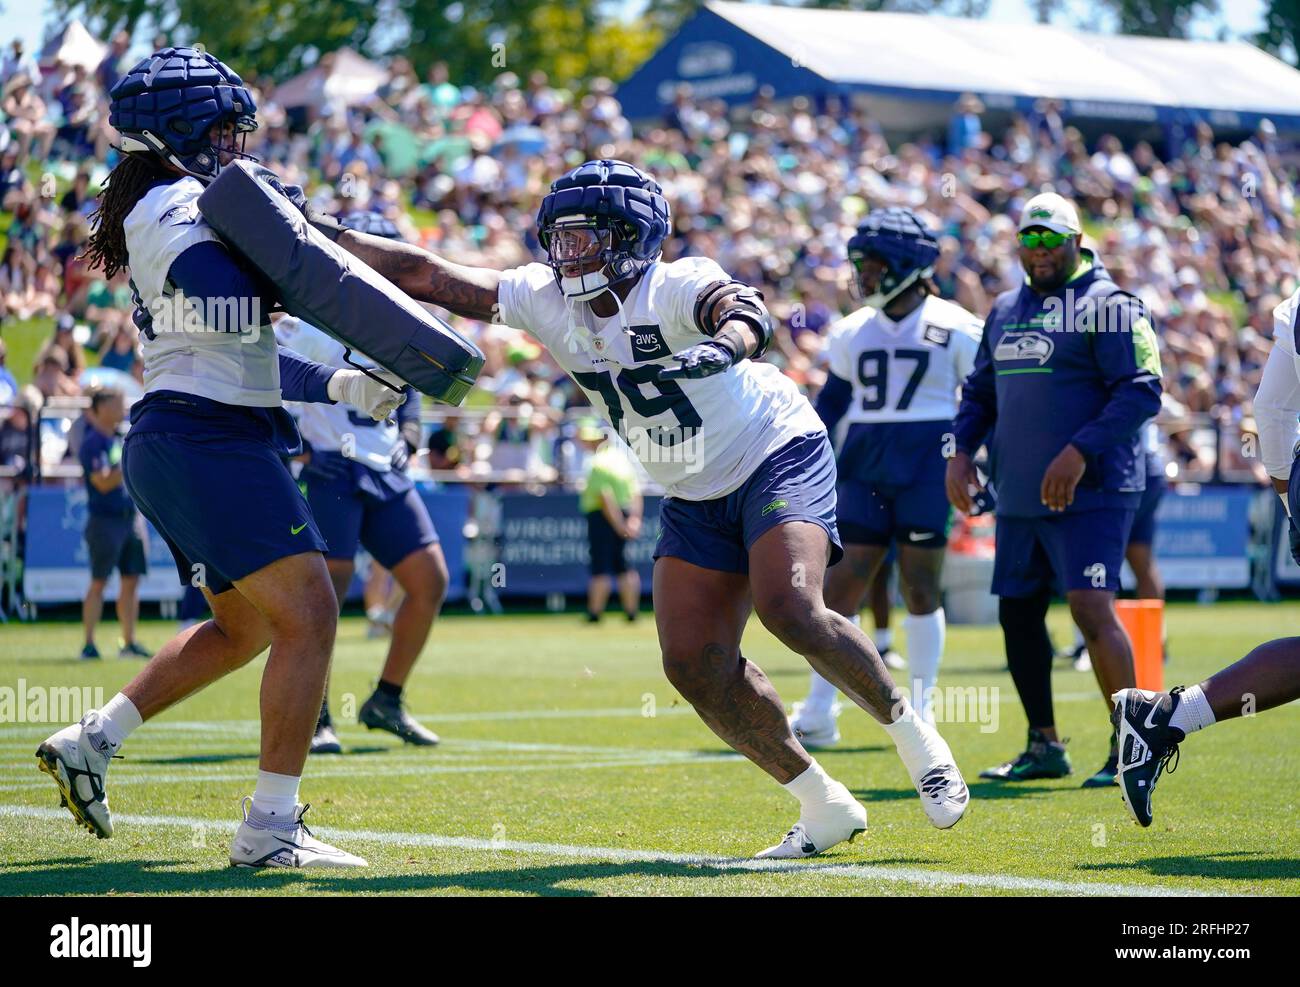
[273,48,389,110]
[39,19,106,72]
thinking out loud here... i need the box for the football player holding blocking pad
[791,208,982,740]
[300,159,970,856]
[36,47,405,868]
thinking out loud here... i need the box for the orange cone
[1116,599,1164,691]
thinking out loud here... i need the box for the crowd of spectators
[0,31,1297,489]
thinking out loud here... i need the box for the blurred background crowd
[0,29,1297,489]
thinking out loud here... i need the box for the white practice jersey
[124,176,280,406]
[276,316,398,471]
[497,257,823,500]
[1251,288,1300,480]
[826,296,983,425]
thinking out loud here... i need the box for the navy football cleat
[1111,688,1185,827]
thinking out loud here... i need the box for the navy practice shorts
[1128,473,1165,546]
[84,513,148,581]
[992,508,1135,597]
[654,430,843,574]
[301,454,437,570]
[836,421,952,548]
[123,430,328,595]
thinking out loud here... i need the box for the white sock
[805,671,839,716]
[250,770,301,826]
[783,759,840,810]
[95,693,142,750]
[903,608,945,722]
[883,702,954,784]
[1169,685,1216,735]
[875,622,893,653]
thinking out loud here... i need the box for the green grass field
[1,601,1297,896]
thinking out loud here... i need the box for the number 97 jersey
[826,296,983,426]
[497,256,824,500]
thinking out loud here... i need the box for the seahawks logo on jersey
[993,331,1054,366]
[158,202,199,227]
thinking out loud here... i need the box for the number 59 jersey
[497,256,824,500]
[827,296,983,426]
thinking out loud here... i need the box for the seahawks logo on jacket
[993,331,1054,366]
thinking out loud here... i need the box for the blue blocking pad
[197,162,484,405]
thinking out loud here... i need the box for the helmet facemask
[541,213,642,302]
[848,247,931,310]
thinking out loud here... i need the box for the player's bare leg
[869,562,903,668]
[355,544,446,746]
[749,521,968,828]
[118,584,272,720]
[1067,589,1136,710]
[37,550,349,857]
[654,555,865,857]
[1125,543,1164,603]
[790,542,888,744]
[381,544,447,685]
[1114,637,1300,826]
[232,552,340,777]
[654,557,807,780]
[1067,588,1135,788]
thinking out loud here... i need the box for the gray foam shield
[197,162,484,405]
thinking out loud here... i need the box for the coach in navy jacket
[946,192,1162,787]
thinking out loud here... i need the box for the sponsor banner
[22,483,470,604]
[497,491,662,595]
[1123,487,1254,590]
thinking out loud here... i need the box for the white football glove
[327,368,406,421]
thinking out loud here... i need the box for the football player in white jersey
[1113,287,1300,826]
[792,208,982,739]
[36,48,399,868]
[298,160,970,856]
[279,211,446,754]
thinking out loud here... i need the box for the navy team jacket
[951,251,1163,518]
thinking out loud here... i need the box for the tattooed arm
[334,229,501,323]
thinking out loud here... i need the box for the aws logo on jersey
[922,323,951,347]
[628,324,672,361]
[993,331,1054,368]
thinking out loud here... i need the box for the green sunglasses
[1018,230,1073,249]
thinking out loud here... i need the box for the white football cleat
[881,648,906,671]
[36,712,117,839]
[788,701,841,748]
[914,764,969,829]
[755,783,867,859]
[229,799,368,868]
[896,714,970,829]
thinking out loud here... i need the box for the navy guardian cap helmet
[847,207,940,308]
[109,46,258,183]
[536,159,671,302]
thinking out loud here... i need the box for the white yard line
[0,752,743,791]
[0,803,1217,897]
[0,707,692,740]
